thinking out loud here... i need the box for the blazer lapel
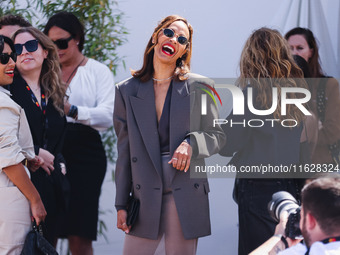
[130,80,162,178]
[169,79,190,182]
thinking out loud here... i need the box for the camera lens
[268,191,302,239]
[268,191,299,222]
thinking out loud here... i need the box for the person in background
[114,15,225,255]
[0,14,31,37]
[44,11,115,255]
[219,28,307,255]
[0,14,31,91]
[0,34,46,254]
[285,27,340,165]
[11,27,67,245]
[293,55,318,191]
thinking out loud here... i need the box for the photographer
[250,176,340,255]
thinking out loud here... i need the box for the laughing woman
[0,35,46,254]
[114,15,226,255]
[11,27,66,245]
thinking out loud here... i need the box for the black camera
[268,191,303,239]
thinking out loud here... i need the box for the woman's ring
[172,158,178,160]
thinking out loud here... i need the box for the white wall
[115,0,339,82]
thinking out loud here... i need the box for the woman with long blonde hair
[11,27,67,245]
[220,28,307,255]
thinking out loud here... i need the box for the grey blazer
[114,73,226,240]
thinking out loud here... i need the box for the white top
[278,241,340,255]
[66,58,115,131]
[0,86,34,187]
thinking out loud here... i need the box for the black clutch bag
[126,195,140,228]
[20,221,58,255]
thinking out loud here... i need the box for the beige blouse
[0,86,35,188]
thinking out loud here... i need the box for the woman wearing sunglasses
[114,15,225,255]
[11,27,67,245]
[0,35,46,254]
[44,11,115,255]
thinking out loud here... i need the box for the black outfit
[219,87,303,255]
[158,82,172,154]
[60,123,106,240]
[11,74,67,244]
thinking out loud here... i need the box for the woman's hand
[168,141,192,172]
[30,198,47,226]
[38,148,55,175]
[117,209,131,234]
[27,156,44,172]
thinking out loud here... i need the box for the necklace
[66,56,86,85]
[30,86,40,91]
[152,75,173,82]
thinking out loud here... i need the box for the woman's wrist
[67,104,78,119]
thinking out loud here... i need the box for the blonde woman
[220,28,307,255]
[11,27,66,245]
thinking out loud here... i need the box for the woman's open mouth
[5,69,14,77]
[162,44,175,56]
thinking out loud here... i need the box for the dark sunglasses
[163,28,188,45]
[14,39,39,55]
[0,52,17,64]
[52,36,73,50]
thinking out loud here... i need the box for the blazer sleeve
[188,79,226,158]
[219,88,251,157]
[0,107,26,171]
[113,84,132,211]
[218,107,252,157]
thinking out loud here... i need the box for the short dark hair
[0,14,31,29]
[0,35,15,54]
[302,176,340,235]
[44,11,84,52]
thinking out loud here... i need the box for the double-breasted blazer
[114,73,226,240]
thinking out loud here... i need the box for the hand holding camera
[268,191,303,240]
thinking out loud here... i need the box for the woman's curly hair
[238,27,307,123]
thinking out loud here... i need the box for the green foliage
[1,0,125,166]
[1,0,125,248]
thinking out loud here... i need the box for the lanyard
[25,84,49,149]
[305,236,340,255]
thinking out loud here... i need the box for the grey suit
[114,73,226,240]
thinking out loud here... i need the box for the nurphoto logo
[200,82,312,128]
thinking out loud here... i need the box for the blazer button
[132,157,137,163]
[136,184,141,190]
[194,183,200,189]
